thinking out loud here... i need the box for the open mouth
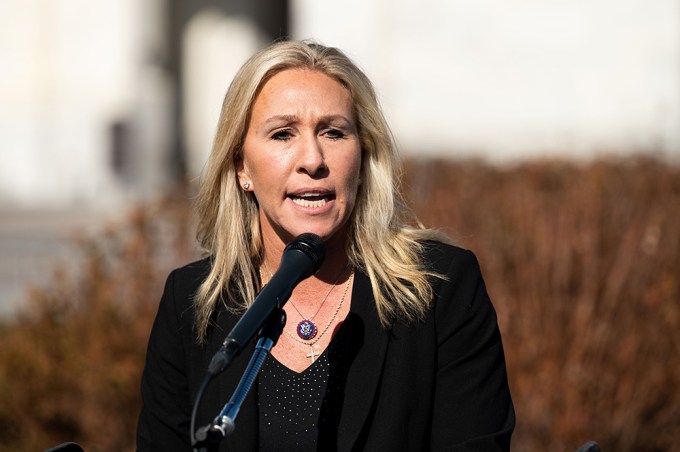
[288,192,335,208]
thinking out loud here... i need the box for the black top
[137,242,515,451]
[258,319,355,452]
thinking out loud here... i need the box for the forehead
[250,68,354,117]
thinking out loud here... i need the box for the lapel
[337,269,392,452]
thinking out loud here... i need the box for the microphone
[207,233,326,376]
[576,441,600,452]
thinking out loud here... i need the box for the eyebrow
[260,115,297,129]
[261,114,355,128]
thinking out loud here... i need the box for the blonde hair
[194,40,448,342]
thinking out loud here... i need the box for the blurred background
[1,0,679,450]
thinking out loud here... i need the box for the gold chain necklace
[260,263,353,363]
[261,262,346,339]
[283,270,353,362]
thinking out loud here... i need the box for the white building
[292,0,680,161]
[2,0,679,210]
[1,0,679,313]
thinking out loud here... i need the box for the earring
[242,182,250,190]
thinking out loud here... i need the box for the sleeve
[430,249,515,451]
[136,270,193,451]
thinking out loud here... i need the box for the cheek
[343,155,363,202]
[243,154,275,182]
[350,152,363,186]
[251,148,295,174]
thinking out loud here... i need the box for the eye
[324,128,346,140]
[271,129,293,141]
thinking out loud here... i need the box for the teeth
[292,197,327,208]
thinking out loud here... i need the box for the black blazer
[137,242,515,451]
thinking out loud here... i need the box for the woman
[137,40,515,451]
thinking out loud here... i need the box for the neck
[261,232,351,284]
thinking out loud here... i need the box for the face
[238,68,362,250]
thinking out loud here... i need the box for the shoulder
[418,241,492,322]
[164,257,212,295]
[170,257,212,282]
[156,257,212,320]
[420,240,480,276]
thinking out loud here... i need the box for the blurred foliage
[0,195,198,451]
[404,157,680,451]
[0,158,679,451]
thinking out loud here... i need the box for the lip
[287,188,336,213]
[288,187,334,197]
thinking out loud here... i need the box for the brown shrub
[0,158,678,451]
[404,157,680,451]
[0,195,198,451]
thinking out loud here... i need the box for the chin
[313,226,350,247]
[270,216,350,247]
[287,225,337,243]
[295,228,331,241]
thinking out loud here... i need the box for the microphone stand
[192,309,287,452]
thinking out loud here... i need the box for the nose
[296,134,327,177]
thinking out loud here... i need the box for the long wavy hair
[193,40,448,342]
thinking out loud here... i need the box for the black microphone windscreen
[284,233,326,271]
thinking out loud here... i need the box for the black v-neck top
[258,318,356,451]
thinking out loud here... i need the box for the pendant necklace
[261,262,347,341]
[282,269,353,363]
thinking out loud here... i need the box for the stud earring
[242,182,250,190]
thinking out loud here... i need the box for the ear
[236,158,250,186]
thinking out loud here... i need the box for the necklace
[261,262,347,341]
[282,270,353,363]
